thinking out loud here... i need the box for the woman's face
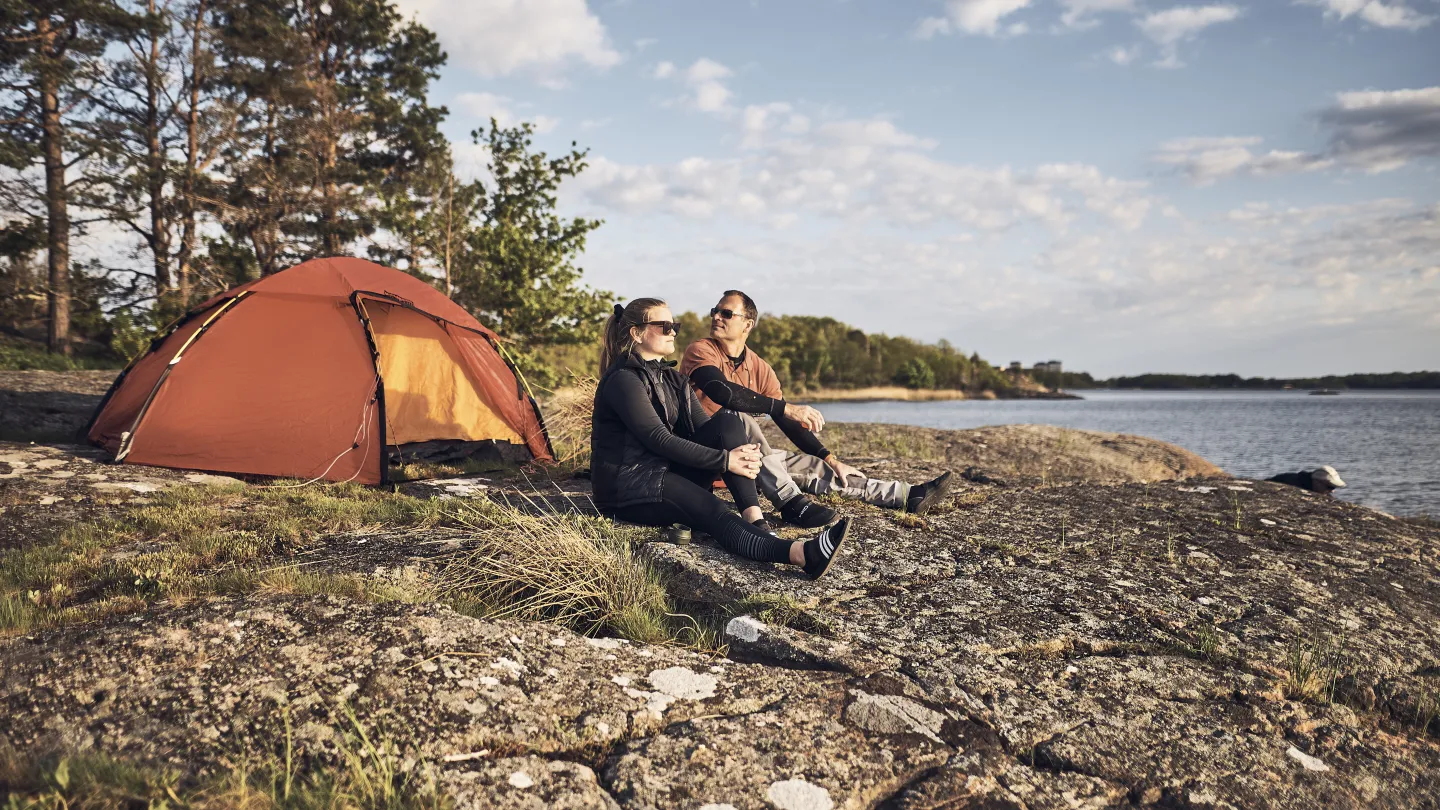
[631,304,676,357]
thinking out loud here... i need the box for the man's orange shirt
[679,338,784,416]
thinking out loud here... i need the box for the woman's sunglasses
[643,320,679,336]
[710,307,746,320]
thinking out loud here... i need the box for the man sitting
[679,290,953,529]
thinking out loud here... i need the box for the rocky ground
[2,371,1438,809]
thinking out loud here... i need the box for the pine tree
[209,0,446,273]
[1,0,143,353]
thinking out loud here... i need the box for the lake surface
[808,390,1440,517]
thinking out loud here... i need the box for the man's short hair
[722,290,758,323]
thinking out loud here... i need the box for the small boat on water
[1309,388,1341,396]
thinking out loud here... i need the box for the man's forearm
[774,412,829,459]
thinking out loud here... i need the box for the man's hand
[823,455,862,485]
[783,403,826,433]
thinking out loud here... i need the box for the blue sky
[392,0,1439,377]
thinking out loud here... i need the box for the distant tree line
[1,0,610,385]
[1097,372,1440,390]
[665,311,1013,394]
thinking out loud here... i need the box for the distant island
[1035,369,1440,391]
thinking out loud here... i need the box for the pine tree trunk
[145,0,173,312]
[39,18,71,357]
[175,0,208,306]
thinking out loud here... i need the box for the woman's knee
[711,409,749,447]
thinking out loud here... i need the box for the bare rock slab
[0,595,951,807]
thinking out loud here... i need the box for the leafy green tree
[452,120,613,388]
[894,357,935,389]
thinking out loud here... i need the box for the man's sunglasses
[710,307,748,321]
[642,320,679,336]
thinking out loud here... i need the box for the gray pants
[739,413,909,509]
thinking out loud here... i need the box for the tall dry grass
[541,375,597,468]
[436,495,678,644]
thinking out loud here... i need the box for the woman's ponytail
[599,298,666,373]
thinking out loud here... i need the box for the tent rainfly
[85,257,553,484]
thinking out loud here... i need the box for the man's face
[710,295,753,341]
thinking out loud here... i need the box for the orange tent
[85,257,553,484]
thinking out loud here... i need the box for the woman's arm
[603,372,728,470]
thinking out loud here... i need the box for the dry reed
[541,375,598,467]
[436,495,671,643]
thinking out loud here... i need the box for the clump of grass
[951,490,989,509]
[541,375,598,469]
[892,512,927,530]
[1283,632,1349,703]
[729,593,833,637]
[1176,621,1226,663]
[436,497,677,644]
[0,483,447,635]
[0,711,449,810]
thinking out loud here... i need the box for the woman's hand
[726,444,763,479]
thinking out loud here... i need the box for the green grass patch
[1,478,715,650]
[0,482,445,636]
[1,712,450,809]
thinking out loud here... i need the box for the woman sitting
[591,298,848,580]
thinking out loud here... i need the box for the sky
[389,0,1439,378]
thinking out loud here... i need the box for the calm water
[809,390,1440,517]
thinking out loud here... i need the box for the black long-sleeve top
[687,364,830,459]
[599,361,728,471]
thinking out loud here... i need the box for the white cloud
[455,92,560,134]
[654,57,736,114]
[1298,0,1434,31]
[1135,4,1241,66]
[1137,4,1243,45]
[1059,0,1137,29]
[1319,86,1440,171]
[574,109,1152,233]
[1155,86,1440,182]
[392,0,620,78]
[1152,136,1329,184]
[916,0,1034,38]
[1105,44,1143,65]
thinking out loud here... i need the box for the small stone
[585,637,625,649]
[1260,519,1277,526]
[1286,746,1330,772]
[767,779,834,810]
[725,615,766,643]
[648,667,718,700]
[507,771,534,789]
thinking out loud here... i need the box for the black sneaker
[779,493,838,528]
[751,518,778,535]
[802,517,849,581]
[905,471,954,515]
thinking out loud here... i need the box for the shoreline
[795,386,1081,403]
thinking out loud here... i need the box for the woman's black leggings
[614,411,792,564]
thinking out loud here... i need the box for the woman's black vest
[590,352,700,511]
